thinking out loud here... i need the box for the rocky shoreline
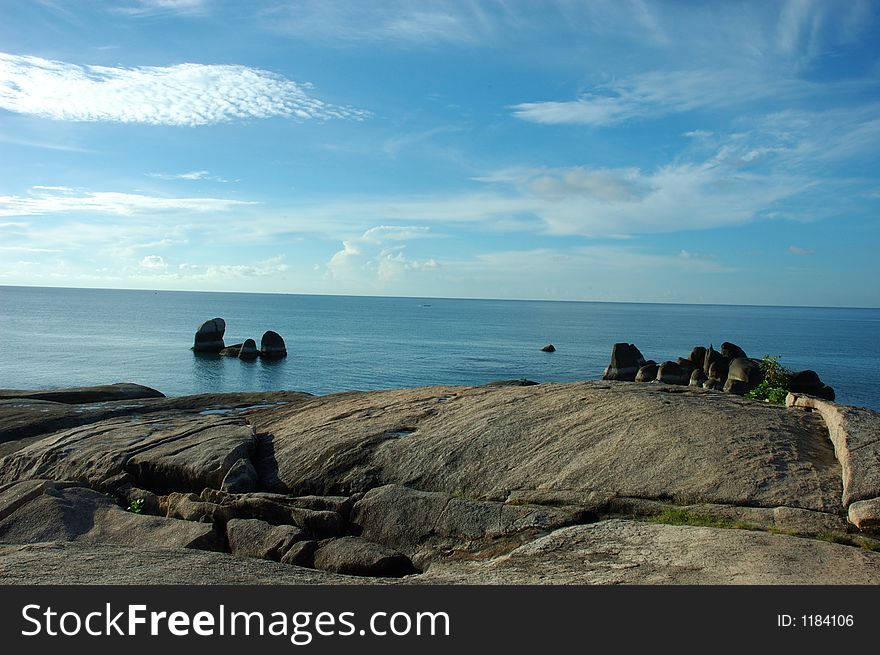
[1,379,879,584]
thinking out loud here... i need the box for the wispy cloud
[146,170,229,182]
[0,186,255,217]
[260,1,496,46]
[111,0,209,17]
[787,244,815,256]
[0,52,367,126]
[511,69,813,127]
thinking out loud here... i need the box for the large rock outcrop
[0,380,878,585]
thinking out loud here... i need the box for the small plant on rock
[745,354,791,405]
[127,498,145,514]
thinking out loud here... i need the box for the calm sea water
[1,286,878,411]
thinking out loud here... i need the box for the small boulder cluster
[602,341,835,400]
[192,317,287,360]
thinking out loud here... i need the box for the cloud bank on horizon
[0,0,878,306]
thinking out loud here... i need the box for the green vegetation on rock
[746,354,791,405]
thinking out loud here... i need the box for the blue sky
[1,0,878,306]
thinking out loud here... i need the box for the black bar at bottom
[0,585,875,654]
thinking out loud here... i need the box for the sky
[0,0,878,307]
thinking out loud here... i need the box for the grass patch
[646,508,760,531]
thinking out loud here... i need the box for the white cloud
[787,245,815,256]
[113,0,208,16]
[0,52,367,126]
[139,254,167,269]
[203,256,289,279]
[511,69,814,127]
[146,170,231,182]
[327,226,439,283]
[0,186,255,217]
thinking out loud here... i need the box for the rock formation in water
[602,343,646,381]
[0,379,878,584]
[238,339,259,360]
[192,318,226,353]
[603,340,835,400]
[260,330,287,359]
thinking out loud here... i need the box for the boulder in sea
[635,361,659,383]
[602,343,646,382]
[725,357,763,394]
[220,343,243,357]
[703,345,725,378]
[239,339,259,360]
[789,370,836,401]
[192,318,225,353]
[707,359,729,384]
[260,331,287,359]
[657,360,689,385]
[541,344,556,352]
[721,342,748,361]
[689,346,707,370]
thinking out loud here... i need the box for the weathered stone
[723,379,751,395]
[260,330,287,359]
[790,370,835,401]
[219,343,243,357]
[197,490,345,536]
[239,339,259,360]
[848,498,880,530]
[688,346,707,370]
[721,342,747,361]
[676,357,695,372]
[703,378,722,390]
[602,343,646,382]
[703,345,725,379]
[351,484,607,565]
[0,413,256,494]
[483,379,539,387]
[0,486,221,551]
[0,542,361,585]
[0,383,164,404]
[707,359,728,382]
[635,361,658,382]
[226,518,307,561]
[726,357,763,390]
[117,486,161,516]
[221,458,258,494]
[0,479,63,521]
[193,318,226,353]
[420,519,880,584]
[505,489,613,510]
[787,393,880,506]
[312,536,417,577]
[656,361,689,385]
[541,344,556,352]
[164,493,223,523]
[280,539,319,566]
[690,368,708,387]
[252,382,842,514]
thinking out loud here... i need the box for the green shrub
[745,354,791,405]
[127,498,145,514]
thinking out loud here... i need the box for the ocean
[1,285,878,411]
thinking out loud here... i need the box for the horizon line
[1,283,877,311]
